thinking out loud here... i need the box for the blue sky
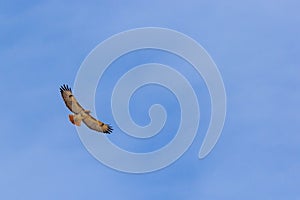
[1,0,300,199]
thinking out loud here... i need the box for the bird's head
[84,110,91,114]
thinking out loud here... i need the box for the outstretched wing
[60,84,84,114]
[82,114,113,134]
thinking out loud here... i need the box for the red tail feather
[69,115,75,125]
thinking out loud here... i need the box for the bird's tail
[69,114,81,126]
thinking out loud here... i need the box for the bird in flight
[60,84,113,134]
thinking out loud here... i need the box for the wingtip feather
[104,124,113,134]
[60,84,72,93]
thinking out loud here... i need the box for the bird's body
[68,110,90,126]
[60,84,112,134]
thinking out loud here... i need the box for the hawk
[60,84,113,134]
